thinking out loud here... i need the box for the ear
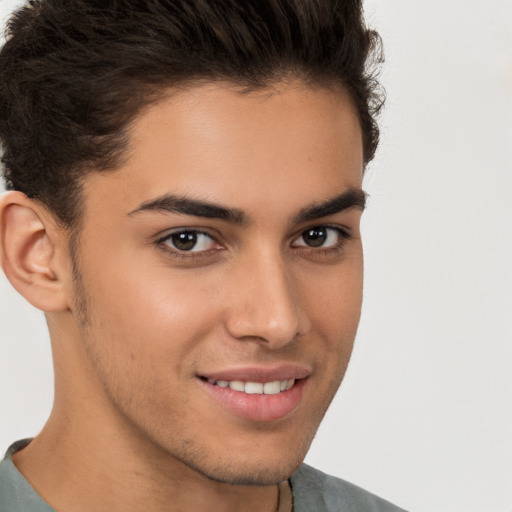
[0,191,70,312]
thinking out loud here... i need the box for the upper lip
[199,364,311,382]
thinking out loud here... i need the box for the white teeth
[263,381,281,395]
[245,382,264,394]
[229,380,245,392]
[210,378,296,394]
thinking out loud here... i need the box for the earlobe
[0,191,69,312]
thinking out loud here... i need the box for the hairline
[61,74,360,239]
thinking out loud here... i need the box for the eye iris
[303,228,327,247]
[171,232,197,251]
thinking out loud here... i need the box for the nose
[224,251,309,349]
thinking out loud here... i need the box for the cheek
[80,257,223,373]
[302,257,363,339]
[75,263,221,423]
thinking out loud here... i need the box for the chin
[166,434,312,486]
[190,458,304,486]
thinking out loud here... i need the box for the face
[67,81,364,485]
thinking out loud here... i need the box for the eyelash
[156,229,222,260]
[155,225,351,261]
[291,225,351,254]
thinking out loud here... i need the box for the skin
[0,80,365,512]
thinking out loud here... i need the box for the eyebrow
[293,187,367,224]
[128,195,247,224]
[128,187,366,225]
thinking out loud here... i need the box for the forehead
[82,81,363,220]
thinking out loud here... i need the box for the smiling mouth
[204,378,296,395]
[198,373,307,421]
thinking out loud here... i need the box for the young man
[0,1,406,511]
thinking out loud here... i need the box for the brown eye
[292,226,346,249]
[303,227,328,247]
[162,231,217,252]
[171,232,198,251]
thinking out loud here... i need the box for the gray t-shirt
[0,440,407,512]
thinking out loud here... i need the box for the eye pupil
[303,228,327,247]
[171,232,197,251]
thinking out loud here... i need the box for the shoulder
[290,464,409,512]
[0,440,55,512]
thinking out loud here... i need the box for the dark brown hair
[0,0,384,227]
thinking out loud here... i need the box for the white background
[1,1,511,511]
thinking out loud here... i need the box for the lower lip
[199,378,307,422]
